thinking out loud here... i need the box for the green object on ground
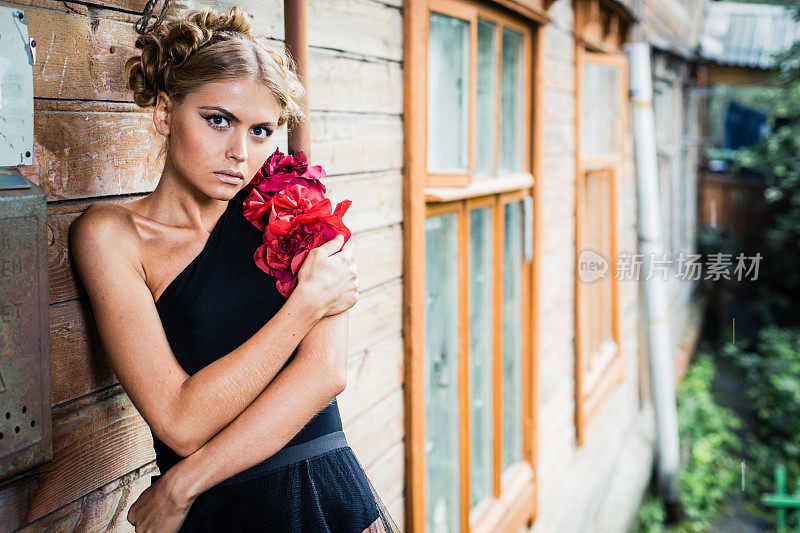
[761,464,800,532]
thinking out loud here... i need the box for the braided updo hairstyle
[124,5,306,133]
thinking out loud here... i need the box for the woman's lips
[214,172,244,185]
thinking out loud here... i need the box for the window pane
[600,176,613,344]
[424,213,461,532]
[502,200,524,472]
[580,169,615,373]
[468,207,493,511]
[475,19,497,179]
[582,171,598,357]
[428,12,470,173]
[581,62,621,157]
[499,27,525,173]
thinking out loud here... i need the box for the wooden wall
[529,0,647,530]
[1,0,406,530]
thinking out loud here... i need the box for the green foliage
[635,354,742,532]
[723,327,800,504]
[676,354,743,529]
[636,498,667,533]
[772,1,800,87]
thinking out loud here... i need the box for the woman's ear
[153,91,172,136]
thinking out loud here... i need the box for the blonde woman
[70,6,399,532]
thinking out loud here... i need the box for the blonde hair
[125,5,306,134]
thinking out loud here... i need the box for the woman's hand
[126,469,196,533]
[294,234,360,318]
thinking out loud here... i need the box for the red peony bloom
[241,187,273,232]
[246,147,327,199]
[253,184,352,297]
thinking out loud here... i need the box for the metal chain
[134,0,173,34]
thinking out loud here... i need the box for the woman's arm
[168,309,349,501]
[173,285,324,453]
[70,206,351,457]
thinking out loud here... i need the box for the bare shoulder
[70,201,143,280]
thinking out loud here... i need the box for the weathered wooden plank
[339,334,403,428]
[1,0,142,21]
[308,0,402,62]
[363,439,404,507]
[49,301,114,406]
[349,223,402,291]
[9,1,138,101]
[308,48,402,115]
[30,108,162,201]
[310,112,403,176]
[324,171,402,232]
[388,496,405,533]
[17,462,156,532]
[344,388,403,470]
[347,278,402,356]
[48,210,83,306]
[0,388,155,530]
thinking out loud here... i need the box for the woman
[70,6,400,532]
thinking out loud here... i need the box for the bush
[723,326,800,513]
[636,353,742,532]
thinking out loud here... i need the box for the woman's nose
[226,131,247,162]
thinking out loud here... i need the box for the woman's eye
[205,115,229,129]
[252,127,273,140]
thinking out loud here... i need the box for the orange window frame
[403,0,549,531]
[424,190,534,532]
[425,0,532,189]
[573,29,629,445]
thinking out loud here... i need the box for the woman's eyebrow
[199,106,277,128]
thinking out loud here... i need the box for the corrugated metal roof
[699,1,800,68]
[635,0,709,59]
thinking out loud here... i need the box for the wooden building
[0,0,707,531]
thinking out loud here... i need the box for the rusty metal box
[0,170,52,483]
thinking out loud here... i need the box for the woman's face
[157,77,282,198]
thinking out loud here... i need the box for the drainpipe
[284,0,311,156]
[626,42,681,517]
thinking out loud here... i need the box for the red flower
[253,184,352,297]
[241,188,273,232]
[246,148,327,199]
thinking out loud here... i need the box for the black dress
[150,187,400,533]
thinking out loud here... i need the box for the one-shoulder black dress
[150,187,400,533]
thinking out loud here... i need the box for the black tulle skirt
[152,431,401,532]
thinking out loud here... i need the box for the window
[424,2,531,189]
[424,193,533,531]
[404,0,547,531]
[574,0,631,445]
